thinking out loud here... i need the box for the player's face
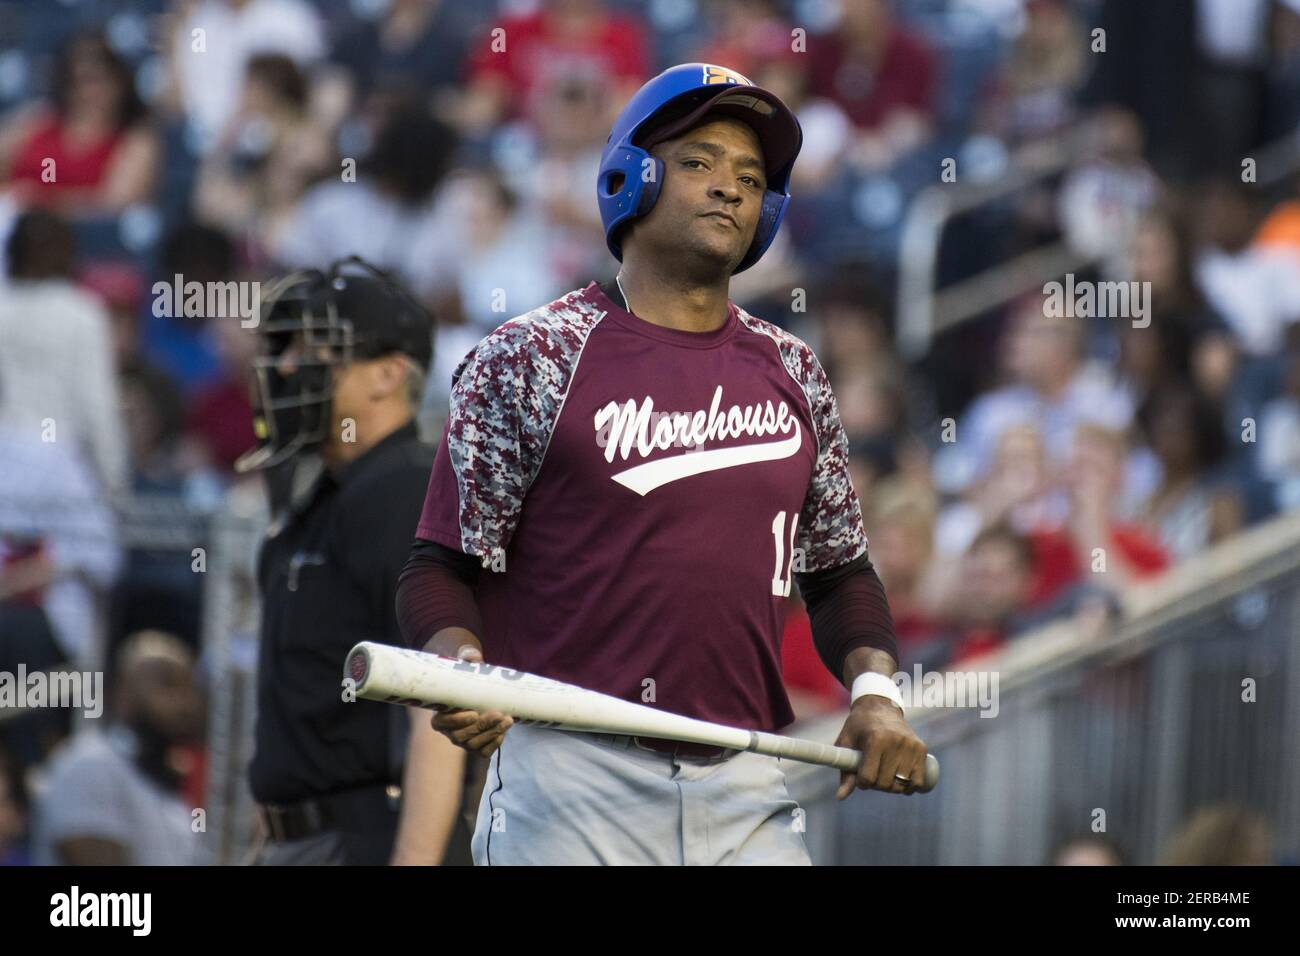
[641,118,767,272]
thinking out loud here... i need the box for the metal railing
[784,509,1300,865]
[896,125,1098,360]
[198,488,268,866]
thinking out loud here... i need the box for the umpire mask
[234,258,434,474]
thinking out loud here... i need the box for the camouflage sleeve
[793,346,869,573]
[427,298,595,565]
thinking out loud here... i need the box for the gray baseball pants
[470,723,811,865]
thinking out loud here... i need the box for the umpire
[237,258,460,865]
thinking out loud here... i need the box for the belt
[589,732,739,763]
[258,783,400,843]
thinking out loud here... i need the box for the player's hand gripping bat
[345,642,939,792]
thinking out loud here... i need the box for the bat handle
[840,748,940,793]
[748,732,940,793]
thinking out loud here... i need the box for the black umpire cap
[325,262,433,370]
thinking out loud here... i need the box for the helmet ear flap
[597,147,666,260]
[635,156,665,216]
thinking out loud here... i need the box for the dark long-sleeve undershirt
[396,539,899,686]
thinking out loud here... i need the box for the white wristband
[851,672,904,710]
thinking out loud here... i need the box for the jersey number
[770,510,799,597]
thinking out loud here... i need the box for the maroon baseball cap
[637,84,802,183]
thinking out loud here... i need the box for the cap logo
[702,64,751,86]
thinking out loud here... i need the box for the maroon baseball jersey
[416,281,868,731]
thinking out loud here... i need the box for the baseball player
[395,64,927,865]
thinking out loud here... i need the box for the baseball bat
[345,641,938,792]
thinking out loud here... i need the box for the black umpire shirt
[249,420,435,804]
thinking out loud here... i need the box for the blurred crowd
[0,0,1298,865]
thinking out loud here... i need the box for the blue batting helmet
[597,63,803,274]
